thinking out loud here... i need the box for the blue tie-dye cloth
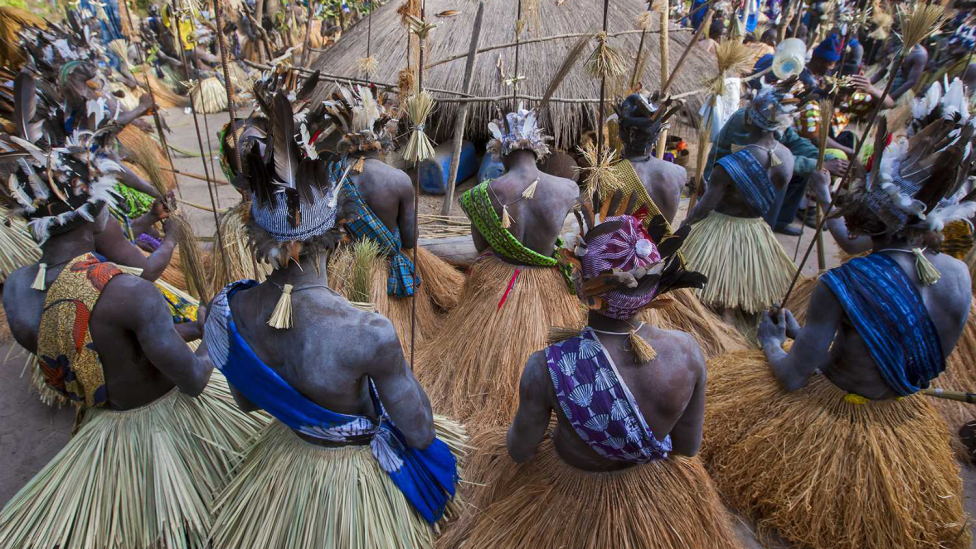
[716,149,777,216]
[821,253,946,396]
[545,328,671,462]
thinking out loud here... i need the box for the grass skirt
[190,76,228,114]
[638,287,750,359]
[437,429,743,549]
[0,371,269,549]
[683,212,797,314]
[966,245,976,291]
[117,125,177,191]
[211,417,467,549]
[702,350,969,549]
[414,254,584,429]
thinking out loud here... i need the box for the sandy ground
[2,107,976,547]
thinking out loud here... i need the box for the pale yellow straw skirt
[438,428,744,549]
[638,287,750,359]
[702,350,968,549]
[211,417,467,549]
[683,212,797,314]
[0,370,268,549]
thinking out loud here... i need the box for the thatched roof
[308,0,718,151]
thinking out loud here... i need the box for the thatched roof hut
[308,0,718,151]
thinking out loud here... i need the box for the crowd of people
[0,1,976,549]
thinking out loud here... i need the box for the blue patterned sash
[716,149,777,216]
[205,280,458,523]
[545,328,671,462]
[821,253,946,396]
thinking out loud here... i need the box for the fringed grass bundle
[414,246,464,311]
[143,71,190,109]
[117,125,177,191]
[171,214,212,303]
[576,143,621,198]
[108,39,130,72]
[638,288,751,359]
[210,202,272,291]
[930,300,976,460]
[358,56,378,77]
[403,91,436,163]
[899,3,945,54]
[438,429,742,549]
[397,69,415,109]
[350,238,383,304]
[585,31,627,80]
[414,255,585,429]
[709,39,754,95]
[702,350,969,549]
[211,417,466,549]
[0,206,41,281]
[191,77,229,114]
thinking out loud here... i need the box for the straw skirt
[638,287,750,359]
[683,212,797,314]
[211,417,467,549]
[414,254,584,429]
[0,370,268,549]
[437,429,744,549]
[702,350,968,549]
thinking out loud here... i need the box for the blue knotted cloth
[205,280,458,523]
[821,253,946,396]
[716,149,777,216]
[341,176,420,298]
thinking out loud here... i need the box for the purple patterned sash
[545,328,671,462]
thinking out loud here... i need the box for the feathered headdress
[748,84,799,132]
[0,71,124,246]
[611,91,683,150]
[910,77,971,136]
[487,103,552,160]
[838,116,976,238]
[321,84,398,155]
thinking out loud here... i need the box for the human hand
[807,169,832,205]
[758,308,788,349]
[195,304,208,337]
[151,192,175,221]
[850,75,880,98]
[162,217,180,241]
[823,158,849,178]
[783,309,801,339]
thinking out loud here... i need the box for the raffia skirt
[211,417,467,549]
[414,254,584,429]
[329,244,463,351]
[682,212,797,314]
[437,429,743,549]
[638,287,750,359]
[702,350,969,549]
[0,370,269,549]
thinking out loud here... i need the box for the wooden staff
[813,98,833,272]
[511,0,524,106]
[630,0,654,91]
[442,2,485,216]
[410,0,428,370]
[655,0,670,160]
[595,0,612,181]
[299,0,316,67]
[212,0,243,178]
[662,4,713,93]
[922,388,976,404]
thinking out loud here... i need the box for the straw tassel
[268,284,294,329]
[521,178,539,200]
[913,248,941,286]
[501,205,512,228]
[352,156,366,174]
[629,330,657,363]
[548,326,582,344]
[31,262,46,290]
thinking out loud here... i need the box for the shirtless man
[439,204,743,549]
[682,86,799,315]
[0,128,263,549]
[611,92,686,224]
[872,43,928,102]
[203,98,463,549]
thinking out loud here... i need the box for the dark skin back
[683,130,794,225]
[224,254,436,449]
[471,149,579,261]
[507,311,706,471]
[760,241,972,399]
[622,142,687,224]
[349,154,417,248]
[3,209,212,411]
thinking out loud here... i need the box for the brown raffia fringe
[701,350,969,549]
[144,71,190,109]
[211,417,467,549]
[209,203,273,291]
[966,245,976,292]
[638,287,750,359]
[414,246,465,311]
[682,213,797,314]
[117,125,177,191]
[414,254,585,430]
[438,429,743,549]
[782,275,818,325]
[0,371,269,549]
[0,306,10,345]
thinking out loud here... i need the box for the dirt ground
[2,107,976,547]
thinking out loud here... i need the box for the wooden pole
[655,0,670,160]
[299,0,316,67]
[662,6,712,93]
[630,1,654,91]
[441,2,485,216]
[595,0,611,180]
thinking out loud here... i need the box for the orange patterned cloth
[36,253,122,408]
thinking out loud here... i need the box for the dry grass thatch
[309,0,716,151]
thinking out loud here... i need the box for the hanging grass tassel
[899,4,945,54]
[358,56,378,77]
[548,326,582,344]
[352,156,366,174]
[31,263,46,290]
[521,178,539,200]
[267,284,294,329]
[629,329,657,363]
[403,91,436,163]
[501,204,512,228]
[577,143,621,197]
[586,32,627,80]
[913,248,941,286]
[350,238,382,304]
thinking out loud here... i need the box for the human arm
[778,127,819,177]
[95,215,176,282]
[681,167,728,227]
[366,316,435,449]
[806,169,871,254]
[507,352,553,463]
[668,342,705,457]
[850,75,895,110]
[890,50,926,101]
[758,282,842,392]
[107,275,213,396]
[116,93,155,127]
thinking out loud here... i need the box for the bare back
[629,156,687,224]
[351,157,417,248]
[471,161,579,261]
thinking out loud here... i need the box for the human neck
[587,310,640,334]
[503,150,539,172]
[349,150,380,161]
[267,254,330,288]
[623,141,653,161]
[39,227,97,267]
[871,235,913,252]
